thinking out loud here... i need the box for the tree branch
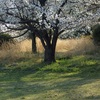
[10,30,29,39]
[5,24,27,31]
[57,0,68,15]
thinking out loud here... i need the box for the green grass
[0,52,100,100]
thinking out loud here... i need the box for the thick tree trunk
[39,29,58,64]
[44,35,58,63]
[44,46,55,63]
[31,33,37,53]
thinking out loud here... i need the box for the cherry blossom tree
[0,0,100,63]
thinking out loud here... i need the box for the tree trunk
[31,33,37,53]
[44,46,55,63]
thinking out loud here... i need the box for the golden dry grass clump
[56,37,96,56]
[0,42,21,61]
[0,37,97,61]
[14,38,44,53]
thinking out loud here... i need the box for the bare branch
[5,24,27,31]
[10,30,29,39]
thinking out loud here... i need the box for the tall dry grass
[0,37,97,62]
[56,37,96,56]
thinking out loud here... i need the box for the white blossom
[0,0,100,34]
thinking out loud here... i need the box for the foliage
[0,33,14,46]
[59,26,92,39]
[92,24,100,45]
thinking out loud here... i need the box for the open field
[0,37,100,100]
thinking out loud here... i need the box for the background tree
[0,0,37,53]
[28,31,37,53]
[92,24,100,45]
[0,0,100,63]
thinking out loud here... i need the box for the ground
[0,38,100,100]
[0,52,100,100]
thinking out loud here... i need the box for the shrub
[92,24,100,45]
[0,33,14,47]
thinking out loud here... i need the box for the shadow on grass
[0,54,100,99]
[0,61,49,99]
[0,61,47,82]
[85,95,100,99]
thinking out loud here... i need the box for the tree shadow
[85,95,100,99]
[0,62,48,100]
[0,61,47,82]
[0,54,100,99]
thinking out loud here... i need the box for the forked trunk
[44,35,58,63]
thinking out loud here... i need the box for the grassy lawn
[0,51,100,100]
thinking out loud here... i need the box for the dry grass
[0,37,97,61]
[56,37,96,56]
[19,37,96,54]
[0,40,32,62]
